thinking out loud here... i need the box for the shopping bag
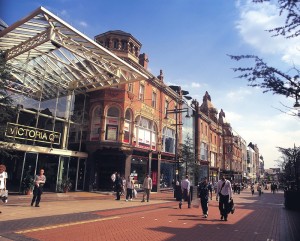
[192,197,200,208]
[0,189,8,203]
[228,199,235,214]
[133,189,137,198]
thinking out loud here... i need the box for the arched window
[113,39,119,49]
[123,109,132,144]
[162,127,175,153]
[105,106,120,141]
[134,116,157,151]
[90,106,101,141]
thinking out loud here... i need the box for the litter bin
[174,185,182,201]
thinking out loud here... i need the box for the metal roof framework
[0,7,148,100]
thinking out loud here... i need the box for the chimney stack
[139,53,149,69]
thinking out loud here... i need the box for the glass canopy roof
[0,7,148,100]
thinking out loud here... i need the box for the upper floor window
[200,142,208,161]
[128,83,133,92]
[124,109,132,144]
[139,83,145,101]
[105,106,120,141]
[90,106,101,141]
[113,39,119,49]
[134,116,157,151]
[121,40,127,50]
[152,92,157,108]
[165,100,169,115]
[162,127,175,153]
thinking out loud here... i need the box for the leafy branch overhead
[254,0,300,38]
[229,54,300,99]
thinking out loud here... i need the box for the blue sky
[1,0,300,168]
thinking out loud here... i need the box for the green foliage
[179,134,197,182]
[0,50,17,158]
[57,178,72,192]
[278,145,300,191]
[21,171,35,193]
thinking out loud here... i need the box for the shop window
[124,109,132,144]
[131,158,148,188]
[160,161,175,188]
[162,127,175,153]
[90,106,101,141]
[105,106,120,141]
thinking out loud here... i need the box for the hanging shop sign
[5,122,61,145]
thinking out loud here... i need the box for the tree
[277,145,300,191]
[0,50,17,158]
[178,134,198,183]
[230,0,300,109]
[253,0,300,38]
[228,54,300,104]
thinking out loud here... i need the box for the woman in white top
[0,164,7,190]
[0,164,8,209]
[125,176,134,201]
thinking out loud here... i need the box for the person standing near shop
[0,164,8,213]
[125,175,134,201]
[31,169,46,207]
[216,175,232,221]
[198,177,212,218]
[141,173,152,202]
[179,175,191,209]
[114,173,122,200]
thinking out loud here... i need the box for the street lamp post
[165,106,190,184]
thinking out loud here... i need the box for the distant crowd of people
[110,172,152,202]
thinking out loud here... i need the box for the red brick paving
[19,191,299,241]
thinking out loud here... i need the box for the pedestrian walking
[257,184,262,196]
[125,175,134,201]
[198,177,212,218]
[111,171,117,191]
[0,164,8,214]
[216,175,233,221]
[251,184,254,195]
[114,173,122,200]
[31,169,46,207]
[179,175,191,209]
[141,173,152,202]
[121,175,126,196]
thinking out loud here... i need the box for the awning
[0,7,148,100]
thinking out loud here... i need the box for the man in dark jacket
[198,177,212,218]
[114,173,122,200]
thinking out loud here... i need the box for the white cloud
[60,10,68,17]
[235,0,300,66]
[228,108,300,168]
[79,21,88,28]
[226,88,252,100]
[191,82,201,88]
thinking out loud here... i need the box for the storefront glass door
[68,157,78,191]
[20,152,38,193]
[76,158,86,191]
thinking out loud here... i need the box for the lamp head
[294,101,300,109]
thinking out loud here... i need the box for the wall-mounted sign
[5,122,61,145]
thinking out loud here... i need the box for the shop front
[2,146,87,193]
